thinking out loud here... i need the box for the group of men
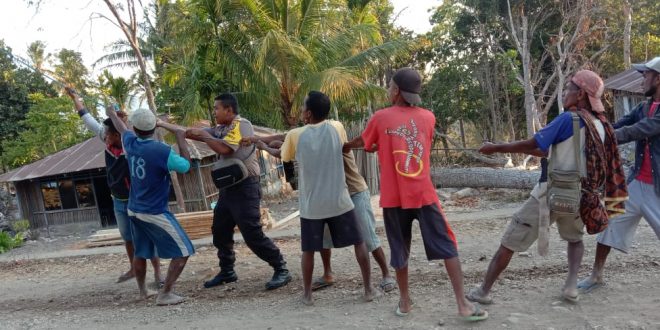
[64,56,660,322]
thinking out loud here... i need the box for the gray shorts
[322,190,381,252]
[598,180,660,253]
[501,183,584,252]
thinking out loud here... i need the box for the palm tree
[161,0,411,127]
[97,70,140,111]
[27,41,48,72]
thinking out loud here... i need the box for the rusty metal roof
[0,138,106,183]
[604,68,644,94]
[0,124,281,183]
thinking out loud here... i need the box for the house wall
[15,180,102,229]
[613,91,647,121]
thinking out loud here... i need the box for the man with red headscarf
[468,70,626,304]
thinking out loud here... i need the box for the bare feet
[116,271,135,283]
[397,298,413,314]
[301,293,314,306]
[156,292,185,306]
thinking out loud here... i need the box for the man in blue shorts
[65,88,162,286]
[106,107,194,306]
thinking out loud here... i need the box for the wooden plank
[271,210,299,229]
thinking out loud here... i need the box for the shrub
[11,219,30,233]
[0,231,23,253]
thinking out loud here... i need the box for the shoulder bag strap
[571,112,581,174]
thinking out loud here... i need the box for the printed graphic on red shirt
[386,119,424,178]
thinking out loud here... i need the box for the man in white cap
[106,107,194,306]
[579,56,660,293]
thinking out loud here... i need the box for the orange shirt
[362,105,438,209]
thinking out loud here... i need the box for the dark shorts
[300,209,363,252]
[383,202,458,269]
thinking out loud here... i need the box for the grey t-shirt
[206,116,260,177]
[280,120,354,219]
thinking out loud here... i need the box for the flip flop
[311,277,334,291]
[577,278,606,294]
[562,290,579,303]
[466,287,493,305]
[463,304,489,322]
[395,299,414,317]
[379,276,397,293]
[116,272,135,283]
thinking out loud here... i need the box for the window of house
[75,179,96,208]
[41,178,98,210]
[41,181,61,211]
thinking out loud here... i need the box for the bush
[11,219,30,233]
[0,231,23,253]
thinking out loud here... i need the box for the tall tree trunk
[623,0,632,68]
[103,0,186,213]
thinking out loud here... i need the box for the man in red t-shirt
[579,56,660,293]
[344,68,487,322]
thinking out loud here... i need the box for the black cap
[392,67,422,105]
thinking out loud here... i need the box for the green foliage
[1,94,92,169]
[10,219,30,233]
[97,70,140,111]
[0,40,56,169]
[0,231,23,254]
[156,0,411,128]
[54,49,88,93]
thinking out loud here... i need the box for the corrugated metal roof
[0,124,281,183]
[0,137,106,183]
[604,68,644,94]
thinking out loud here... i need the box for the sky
[0,0,440,78]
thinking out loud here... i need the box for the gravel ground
[1,189,659,329]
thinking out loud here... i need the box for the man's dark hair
[305,91,331,120]
[215,93,239,114]
[103,118,119,134]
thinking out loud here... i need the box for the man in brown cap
[344,67,488,322]
[579,57,660,293]
[470,69,626,304]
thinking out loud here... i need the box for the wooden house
[0,126,287,230]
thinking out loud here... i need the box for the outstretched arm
[479,138,546,157]
[255,140,281,158]
[66,87,105,137]
[105,105,128,134]
[241,133,286,146]
[343,136,365,153]
[185,128,234,155]
[157,119,187,135]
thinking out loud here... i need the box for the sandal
[462,304,489,322]
[379,276,397,293]
[395,299,414,317]
[311,277,334,291]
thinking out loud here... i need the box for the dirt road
[1,195,659,329]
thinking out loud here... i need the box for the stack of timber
[176,210,214,240]
[86,208,275,248]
